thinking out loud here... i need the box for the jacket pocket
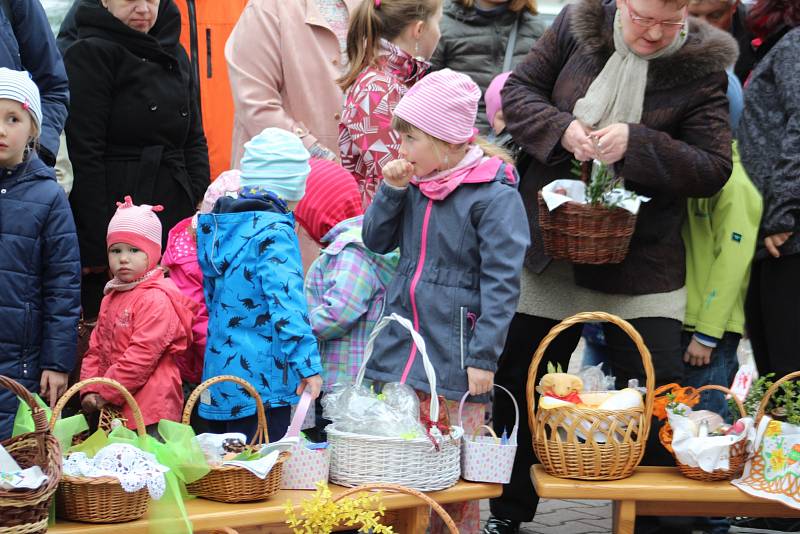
[21,303,31,354]
[206,28,212,78]
[460,306,467,370]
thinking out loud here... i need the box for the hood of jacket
[75,0,181,63]
[0,155,56,189]
[321,215,399,287]
[377,39,430,86]
[570,0,738,90]
[197,194,295,278]
[121,268,198,338]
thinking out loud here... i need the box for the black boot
[483,516,521,534]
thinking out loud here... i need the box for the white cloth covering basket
[327,314,463,491]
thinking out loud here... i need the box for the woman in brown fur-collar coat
[484,0,737,532]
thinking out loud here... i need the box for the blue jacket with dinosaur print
[197,192,321,420]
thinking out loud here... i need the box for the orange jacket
[174,0,249,182]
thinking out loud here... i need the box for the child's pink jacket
[162,216,208,384]
[80,270,197,427]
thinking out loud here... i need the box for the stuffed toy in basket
[326,313,463,491]
[527,311,655,480]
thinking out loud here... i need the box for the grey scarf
[573,10,688,128]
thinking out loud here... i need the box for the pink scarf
[103,267,163,295]
[410,145,489,200]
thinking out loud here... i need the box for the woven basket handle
[356,313,440,423]
[182,375,269,447]
[755,370,800,424]
[687,384,746,419]
[526,311,655,437]
[458,384,518,443]
[332,483,458,534]
[0,375,49,434]
[50,377,147,438]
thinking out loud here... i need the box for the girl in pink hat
[80,197,197,436]
[362,68,530,534]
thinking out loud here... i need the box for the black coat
[64,0,209,267]
[0,156,81,438]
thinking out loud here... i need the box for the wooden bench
[532,464,800,534]
[49,480,502,534]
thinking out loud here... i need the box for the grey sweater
[739,27,800,260]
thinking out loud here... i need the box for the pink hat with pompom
[107,196,164,270]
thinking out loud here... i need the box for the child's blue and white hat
[0,68,42,134]
[239,127,311,201]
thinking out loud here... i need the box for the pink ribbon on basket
[285,391,314,439]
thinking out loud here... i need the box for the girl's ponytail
[338,0,442,91]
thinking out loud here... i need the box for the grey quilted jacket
[431,1,545,133]
[739,27,800,260]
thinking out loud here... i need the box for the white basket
[327,313,463,491]
[459,385,519,484]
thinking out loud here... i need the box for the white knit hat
[0,68,42,133]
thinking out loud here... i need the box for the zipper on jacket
[460,306,467,370]
[283,354,289,385]
[21,303,31,377]
[206,28,212,78]
[186,0,201,107]
[400,198,434,383]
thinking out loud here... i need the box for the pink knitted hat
[485,71,512,130]
[393,69,482,145]
[107,196,164,270]
[294,158,363,245]
[201,169,241,214]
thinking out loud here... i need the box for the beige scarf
[573,10,688,128]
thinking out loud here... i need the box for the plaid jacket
[304,216,398,391]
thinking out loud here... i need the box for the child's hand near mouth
[381,159,414,188]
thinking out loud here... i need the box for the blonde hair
[454,0,538,15]
[391,115,514,165]
[339,0,443,91]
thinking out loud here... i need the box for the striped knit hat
[107,196,164,270]
[0,68,42,134]
[393,69,481,145]
[294,159,363,245]
[239,127,311,201]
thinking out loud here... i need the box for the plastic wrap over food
[322,382,426,438]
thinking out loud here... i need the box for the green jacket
[682,143,762,338]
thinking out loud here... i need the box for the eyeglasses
[624,0,686,28]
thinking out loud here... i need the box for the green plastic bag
[12,393,89,451]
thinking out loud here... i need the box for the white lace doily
[63,443,169,500]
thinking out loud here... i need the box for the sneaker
[731,517,800,532]
[483,516,521,534]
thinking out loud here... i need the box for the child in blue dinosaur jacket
[197,128,322,442]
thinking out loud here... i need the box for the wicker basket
[537,162,636,264]
[327,313,463,491]
[527,311,655,480]
[50,377,150,523]
[0,376,62,534]
[332,483,458,533]
[182,375,288,503]
[659,384,749,481]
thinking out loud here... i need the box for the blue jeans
[581,323,611,370]
[681,331,741,422]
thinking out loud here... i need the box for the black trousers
[490,312,684,522]
[745,254,800,378]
